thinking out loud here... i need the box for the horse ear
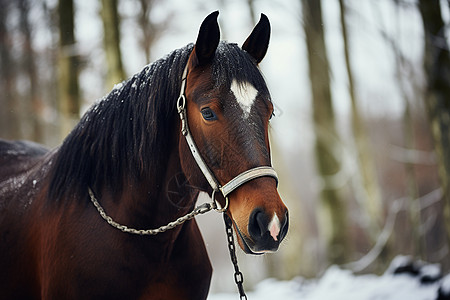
[194,11,220,66]
[242,13,271,64]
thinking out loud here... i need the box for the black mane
[48,42,269,201]
[48,44,194,201]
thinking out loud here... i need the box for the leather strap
[220,166,278,197]
[177,65,278,210]
[177,66,221,192]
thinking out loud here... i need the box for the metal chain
[88,188,215,235]
[223,213,248,300]
[89,188,248,298]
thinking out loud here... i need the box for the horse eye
[201,108,217,121]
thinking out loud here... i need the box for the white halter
[176,65,278,211]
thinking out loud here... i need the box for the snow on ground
[209,262,444,300]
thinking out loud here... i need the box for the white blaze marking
[230,79,258,118]
[268,213,281,241]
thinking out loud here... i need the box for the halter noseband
[176,65,278,212]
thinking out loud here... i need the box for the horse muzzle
[232,207,289,255]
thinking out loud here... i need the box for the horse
[0,11,288,299]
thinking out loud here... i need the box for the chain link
[88,188,248,299]
[88,188,215,235]
[223,213,248,300]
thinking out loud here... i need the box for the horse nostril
[279,211,289,241]
[248,209,288,248]
[248,209,266,240]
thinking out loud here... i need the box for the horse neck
[99,123,196,236]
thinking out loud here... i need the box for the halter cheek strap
[177,65,278,211]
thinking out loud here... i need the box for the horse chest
[38,218,212,299]
[139,264,211,300]
[138,221,212,299]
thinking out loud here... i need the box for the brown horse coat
[0,11,287,299]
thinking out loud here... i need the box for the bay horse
[0,11,288,299]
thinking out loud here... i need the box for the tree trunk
[18,0,43,142]
[137,0,156,63]
[246,0,256,25]
[418,0,450,268]
[338,0,382,235]
[58,0,80,138]
[0,0,20,139]
[390,0,422,258]
[302,0,350,265]
[101,0,126,89]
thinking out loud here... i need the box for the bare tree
[388,0,422,258]
[302,0,350,265]
[136,0,157,63]
[18,0,43,142]
[338,0,382,237]
[0,0,20,139]
[58,0,81,138]
[246,0,256,25]
[418,0,450,268]
[101,0,126,89]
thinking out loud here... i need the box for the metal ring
[213,190,228,212]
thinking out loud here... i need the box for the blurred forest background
[1,0,450,294]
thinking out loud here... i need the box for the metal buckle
[177,94,186,113]
[211,189,229,212]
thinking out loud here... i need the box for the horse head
[179,11,288,254]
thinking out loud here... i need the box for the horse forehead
[230,79,258,119]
